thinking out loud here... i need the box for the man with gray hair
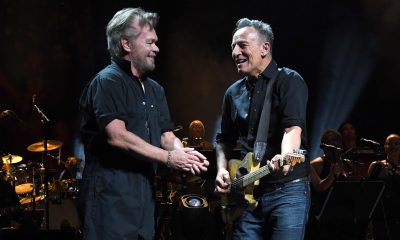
[215,18,310,239]
[78,8,208,240]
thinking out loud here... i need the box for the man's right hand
[215,168,231,194]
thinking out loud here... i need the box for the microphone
[320,143,343,151]
[31,94,49,122]
[360,138,380,147]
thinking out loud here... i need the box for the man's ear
[121,38,131,53]
[262,41,271,56]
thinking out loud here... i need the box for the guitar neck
[232,152,304,189]
[234,165,270,188]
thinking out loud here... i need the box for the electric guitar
[220,150,306,225]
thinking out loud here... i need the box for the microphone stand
[33,100,50,230]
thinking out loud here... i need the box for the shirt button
[142,101,146,105]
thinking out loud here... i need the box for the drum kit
[1,139,81,230]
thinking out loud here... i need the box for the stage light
[172,194,219,240]
[309,24,377,159]
[180,194,208,208]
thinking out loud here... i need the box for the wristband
[166,151,172,168]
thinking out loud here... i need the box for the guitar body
[220,152,259,225]
[228,152,260,209]
[220,150,305,226]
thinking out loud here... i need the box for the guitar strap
[253,68,281,162]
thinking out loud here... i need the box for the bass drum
[46,198,80,230]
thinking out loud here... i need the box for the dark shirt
[369,161,400,220]
[78,58,175,240]
[79,58,175,173]
[216,60,309,183]
[0,179,20,228]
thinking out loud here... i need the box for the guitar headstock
[282,149,306,167]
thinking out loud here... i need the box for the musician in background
[309,129,348,190]
[368,133,400,240]
[306,129,355,240]
[182,120,214,150]
[214,18,309,240]
[338,121,357,152]
[338,121,370,179]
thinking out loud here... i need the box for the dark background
[0,0,399,162]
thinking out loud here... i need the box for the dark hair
[338,121,354,134]
[321,128,342,144]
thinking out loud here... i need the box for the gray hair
[106,8,159,59]
[234,18,274,52]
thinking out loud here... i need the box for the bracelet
[166,151,172,168]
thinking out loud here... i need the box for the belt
[264,176,309,193]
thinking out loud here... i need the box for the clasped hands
[169,148,209,175]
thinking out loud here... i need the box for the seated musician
[182,120,214,150]
[368,133,400,240]
[310,128,347,191]
[306,128,363,240]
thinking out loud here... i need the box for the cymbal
[15,183,33,195]
[19,195,45,205]
[27,140,63,152]
[2,154,23,164]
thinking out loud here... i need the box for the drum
[14,165,35,195]
[61,178,79,197]
[48,178,79,199]
[47,198,80,230]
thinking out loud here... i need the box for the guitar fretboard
[231,153,304,189]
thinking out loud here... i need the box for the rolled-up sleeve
[278,70,308,130]
[90,76,129,132]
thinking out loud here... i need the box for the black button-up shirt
[79,58,175,172]
[216,60,309,182]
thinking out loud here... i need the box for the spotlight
[172,194,219,240]
[180,194,208,208]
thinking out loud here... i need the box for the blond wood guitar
[220,150,305,225]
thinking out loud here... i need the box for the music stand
[341,147,385,163]
[316,180,385,222]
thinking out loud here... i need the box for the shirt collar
[111,58,148,80]
[260,59,279,81]
[245,59,279,87]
